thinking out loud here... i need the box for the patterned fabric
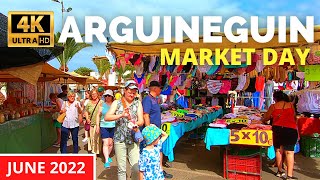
[114,99,139,145]
[139,139,164,180]
[142,126,162,145]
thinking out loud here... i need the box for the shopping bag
[57,112,66,123]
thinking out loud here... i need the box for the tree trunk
[117,75,122,85]
[59,65,69,72]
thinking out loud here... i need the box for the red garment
[272,108,297,129]
[255,76,265,92]
[177,89,185,96]
[297,117,320,136]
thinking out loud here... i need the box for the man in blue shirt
[142,81,173,179]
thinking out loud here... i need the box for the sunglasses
[105,95,112,97]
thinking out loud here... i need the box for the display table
[162,108,223,162]
[0,112,56,153]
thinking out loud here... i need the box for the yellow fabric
[115,92,122,100]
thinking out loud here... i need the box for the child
[139,125,168,180]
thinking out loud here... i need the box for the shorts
[100,127,115,139]
[53,120,62,128]
[272,126,298,151]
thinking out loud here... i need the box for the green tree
[115,64,135,84]
[54,32,92,71]
[92,56,112,79]
[74,67,93,76]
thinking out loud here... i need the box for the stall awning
[53,72,102,85]
[0,63,88,85]
[108,25,320,56]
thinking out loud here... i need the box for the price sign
[305,65,320,81]
[230,129,273,146]
[170,111,185,118]
[161,122,171,135]
[226,118,248,124]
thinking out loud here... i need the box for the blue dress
[139,140,164,180]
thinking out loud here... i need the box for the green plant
[92,57,112,79]
[74,67,93,76]
[54,32,92,71]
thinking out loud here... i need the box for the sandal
[286,176,298,180]
[276,171,285,177]
[163,162,171,168]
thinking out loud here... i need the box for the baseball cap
[149,81,161,88]
[125,80,138,90]
[98,86,105,92]
[103,89,114,97]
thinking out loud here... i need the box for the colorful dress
[139,140,164,180]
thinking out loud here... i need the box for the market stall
[0,64,88,153]
[106,24,320,179]
[161,106,223,161]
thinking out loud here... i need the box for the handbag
[57,101,67,123]
[121,98,143,143]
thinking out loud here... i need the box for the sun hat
[103,89,114,97]
[125,80,138,90]
[142,126,162,145]
[98,86,105,93]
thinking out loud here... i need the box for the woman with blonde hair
[85,88,103,156]
[60,91,82,153]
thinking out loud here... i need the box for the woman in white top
[60,91,82,153]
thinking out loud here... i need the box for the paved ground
[42,126,320,180]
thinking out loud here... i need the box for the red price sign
[0,154,95,180]
[230,129,273,146]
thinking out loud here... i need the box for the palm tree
[54,32,92,71]
[92,56,112,80]
[115,64,135,85]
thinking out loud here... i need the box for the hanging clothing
[134,73,145,93]
[245,78,256,93]
[219,80,231,94]
[264,80,274,109]
[255,76,265,92]
[236,74,246,91]
[207,80,223,94]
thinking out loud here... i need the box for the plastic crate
[224,152,261,179]
[300,136,320,158]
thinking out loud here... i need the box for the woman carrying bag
[105,80,144,180]
[85,89,103,156]
[60,91,82,154]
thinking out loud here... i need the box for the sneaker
[108,157,113,163]
[163,171,173,179]
[82,137,88,143]
[104,162,110,169]
[276,171,285,177]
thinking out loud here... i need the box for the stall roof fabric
[0,63,88,85]
[0,13,63,70]
[108,25,320,56]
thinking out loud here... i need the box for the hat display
[103,89,114,97]
[142,126,162,145]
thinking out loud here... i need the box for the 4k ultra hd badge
[8,11,54,47]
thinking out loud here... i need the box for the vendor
[262,90,298,180]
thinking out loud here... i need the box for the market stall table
[162,108,223,162]
[0,112,56,153]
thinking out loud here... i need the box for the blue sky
[1,0,320,71]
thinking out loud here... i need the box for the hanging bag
[57,101,67,123]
